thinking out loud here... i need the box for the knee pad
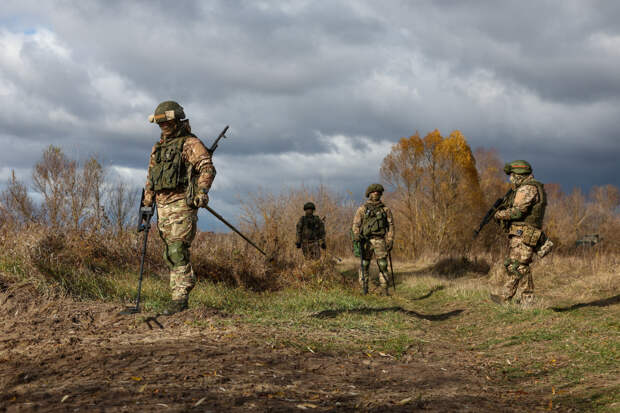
[504,258,523,277]
[165,241,190,267]
[377,258,388,273]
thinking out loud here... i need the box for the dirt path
[1,284,562,412]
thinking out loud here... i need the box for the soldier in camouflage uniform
[296,202,326,260]
[352,184,395,295]
[491,160,553,305]
[143,101,216,315]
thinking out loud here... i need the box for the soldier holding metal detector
[139,101,218,315]
[351,184,395,295]
[122,101,267,316]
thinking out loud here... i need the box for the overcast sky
[1,1,619,229]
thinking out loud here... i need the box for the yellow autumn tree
[380,129,484,257]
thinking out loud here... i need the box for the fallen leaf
[506,359,512,365]
[194,397,206,407]
[296,403,318,409]
[138,384,147,393]
[156,403,168,408]
[130,376,142,382]
[61,395,69,403]
[397,397,412,405]
[306,346,315,354]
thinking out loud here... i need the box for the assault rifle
[208,125,229,153]
[473,188,513,239]
[119,189,156,315]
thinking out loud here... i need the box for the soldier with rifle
[351,184,395,295]
[476,160,553,305]
[141,101,219,315]
[296,202,326,260]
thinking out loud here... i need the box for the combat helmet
[503,160,532,175]
[148,101,186,123]
[303,202,316,211]
[365,183,384,198]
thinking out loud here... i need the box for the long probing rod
[204,205,268,257]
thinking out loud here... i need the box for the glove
[387,240,393,252]
[296,242,301,249]
[320,241,326,250]
[143,193,154,207]
[194,188,209,208]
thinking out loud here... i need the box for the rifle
[208,125,229,153]
[119,189,156,315]
[473,188,513,239]
[359,236,368,295]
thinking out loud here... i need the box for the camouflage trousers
[157,198,198,302]
[301,240,321,261]
[359,237,390,287]
[502,235,535,304]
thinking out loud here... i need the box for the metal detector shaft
[134,224,150,311]
[204,205,267,256]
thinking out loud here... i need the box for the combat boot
[162,299,188,316]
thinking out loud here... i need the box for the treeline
[1,134,619,262]
[0,145,136,233]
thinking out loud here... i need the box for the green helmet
[365,183,384,198]
[148,101,185,123]
[503,160,532,175]
[303,202,316,211]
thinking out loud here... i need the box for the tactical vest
[361,202,388,238]
[507,179,547,229]
[149,136,189,192]
[299,215,323,241]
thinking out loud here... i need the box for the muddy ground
[0,284,580,412]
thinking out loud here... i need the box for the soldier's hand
[143,194,154,207]
[296,242,301,249]
[320,241,326,250]
[194,188,209,208]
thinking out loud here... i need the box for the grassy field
[1,250,618,412]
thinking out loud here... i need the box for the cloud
[1,0,619,230]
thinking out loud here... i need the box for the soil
[1,284,564,412]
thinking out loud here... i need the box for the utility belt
[509,223,542,247]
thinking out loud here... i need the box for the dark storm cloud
[1,0,619,230]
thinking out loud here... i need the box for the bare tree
[32,146,74,228]
[0,170,37,225]
[106,180,137,234]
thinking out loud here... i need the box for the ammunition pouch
[509,224,542,247]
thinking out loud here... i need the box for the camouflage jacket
[494,175,545,227]
[352,200,394,242]
[296,214,326,243]
[144,121,216,206]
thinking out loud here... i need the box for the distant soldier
[352,184,394,295]
[296,202,326,260]
[143,101,216,315]
[491,160,553,305]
